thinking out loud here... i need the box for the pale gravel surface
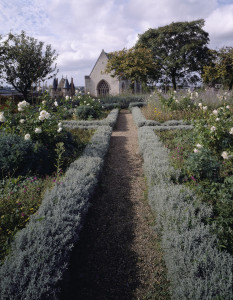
[60,110,169,300]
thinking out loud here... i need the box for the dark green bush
[185,149,220,181]
[0,133,35,178]
[76,105,99,120]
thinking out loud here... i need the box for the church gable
[85,49,129,97]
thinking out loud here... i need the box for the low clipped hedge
[136,124,233,299]
[62,108,119,129]
[0,110,119,299]
[132,106,191,128]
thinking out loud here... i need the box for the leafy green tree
[0,31,58,100]
[202,47,233,90]
[136,19,210,90]
[105,46,158,91]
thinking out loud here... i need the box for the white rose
[20,119,25,123]
[221,151,229,159]
[203,106,208,111]
[0,112,6,122]
[226,105,230,109]
[213,110,218,116]
[35,127,42,133]
[42,100,46,105]
[198,103,202,107]
[210,126,216,132]
[24,133,31,140]
[57,127,62,133]
[39,115,45,121]
[54,101,58,106]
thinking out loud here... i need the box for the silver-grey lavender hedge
[131,107,191,128]
[0,109,118,299]
[136,124,233,299]
[62,108,119,129]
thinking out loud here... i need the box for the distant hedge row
[132,106,191,128]
[0,110,119,299]
[62,108,119,129]
[133,107,233,299]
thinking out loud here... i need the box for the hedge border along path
[132,107,233,300]
[59,109,169,300]
[0,109,119,300]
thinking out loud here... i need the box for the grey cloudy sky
[0,0,233,86]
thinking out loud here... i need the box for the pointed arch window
[97,80,109,96]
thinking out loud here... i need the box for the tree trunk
[172,76,177,90]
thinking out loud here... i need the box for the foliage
[0,123,115,299]
[137,19,210,90]
[0,31,58,101]
[136,125,233,299]
[202,47,233,90]
[73,93,103,120]
[105,46,157,87]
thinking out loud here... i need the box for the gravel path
[60,110,168,299]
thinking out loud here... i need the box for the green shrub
[76,105,99,120]
[0,133,35,178]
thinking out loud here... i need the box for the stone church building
[85,50,133,97]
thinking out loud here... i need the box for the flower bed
[133,113,233,298]
[62,108,119,129]
[0,109,119,299]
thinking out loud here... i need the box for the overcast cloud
[0,0,233,86]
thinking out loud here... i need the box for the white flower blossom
[202,106,208,111]
[42,100,46,105]
[39,110,50,121]
[58,122,62,127]
[213,109,218,116]
[194,148,199,153]
[195,92,199,97]
[57,127,62,133]
[226,105,230,109]
[216,118,220,121]
[18,100,29,112]
[175,99,179,103]
[229,127,233,135]
[66,96,69,100]
[24,133,31,140]
[221,151,229,159]
[196,143,203,148]
[0,112,6,122]
[20,119,25,123]
[54,101,58,106]
[35,127,42,133]
[198,103,202,108]
[210,126,216,132]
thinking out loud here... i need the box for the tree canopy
[0,31,58,100]
[105,46,157,90]
[202,47,233,90]
[136,19,210,90]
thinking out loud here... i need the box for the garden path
[60,110,168,299]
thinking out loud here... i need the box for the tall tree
[105,46,158,91]
[202,47,233,90]
[136,19,210,90]
[0,31,58,100]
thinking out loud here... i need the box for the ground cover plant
[133,115,233,299]
[0,93,98,263]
